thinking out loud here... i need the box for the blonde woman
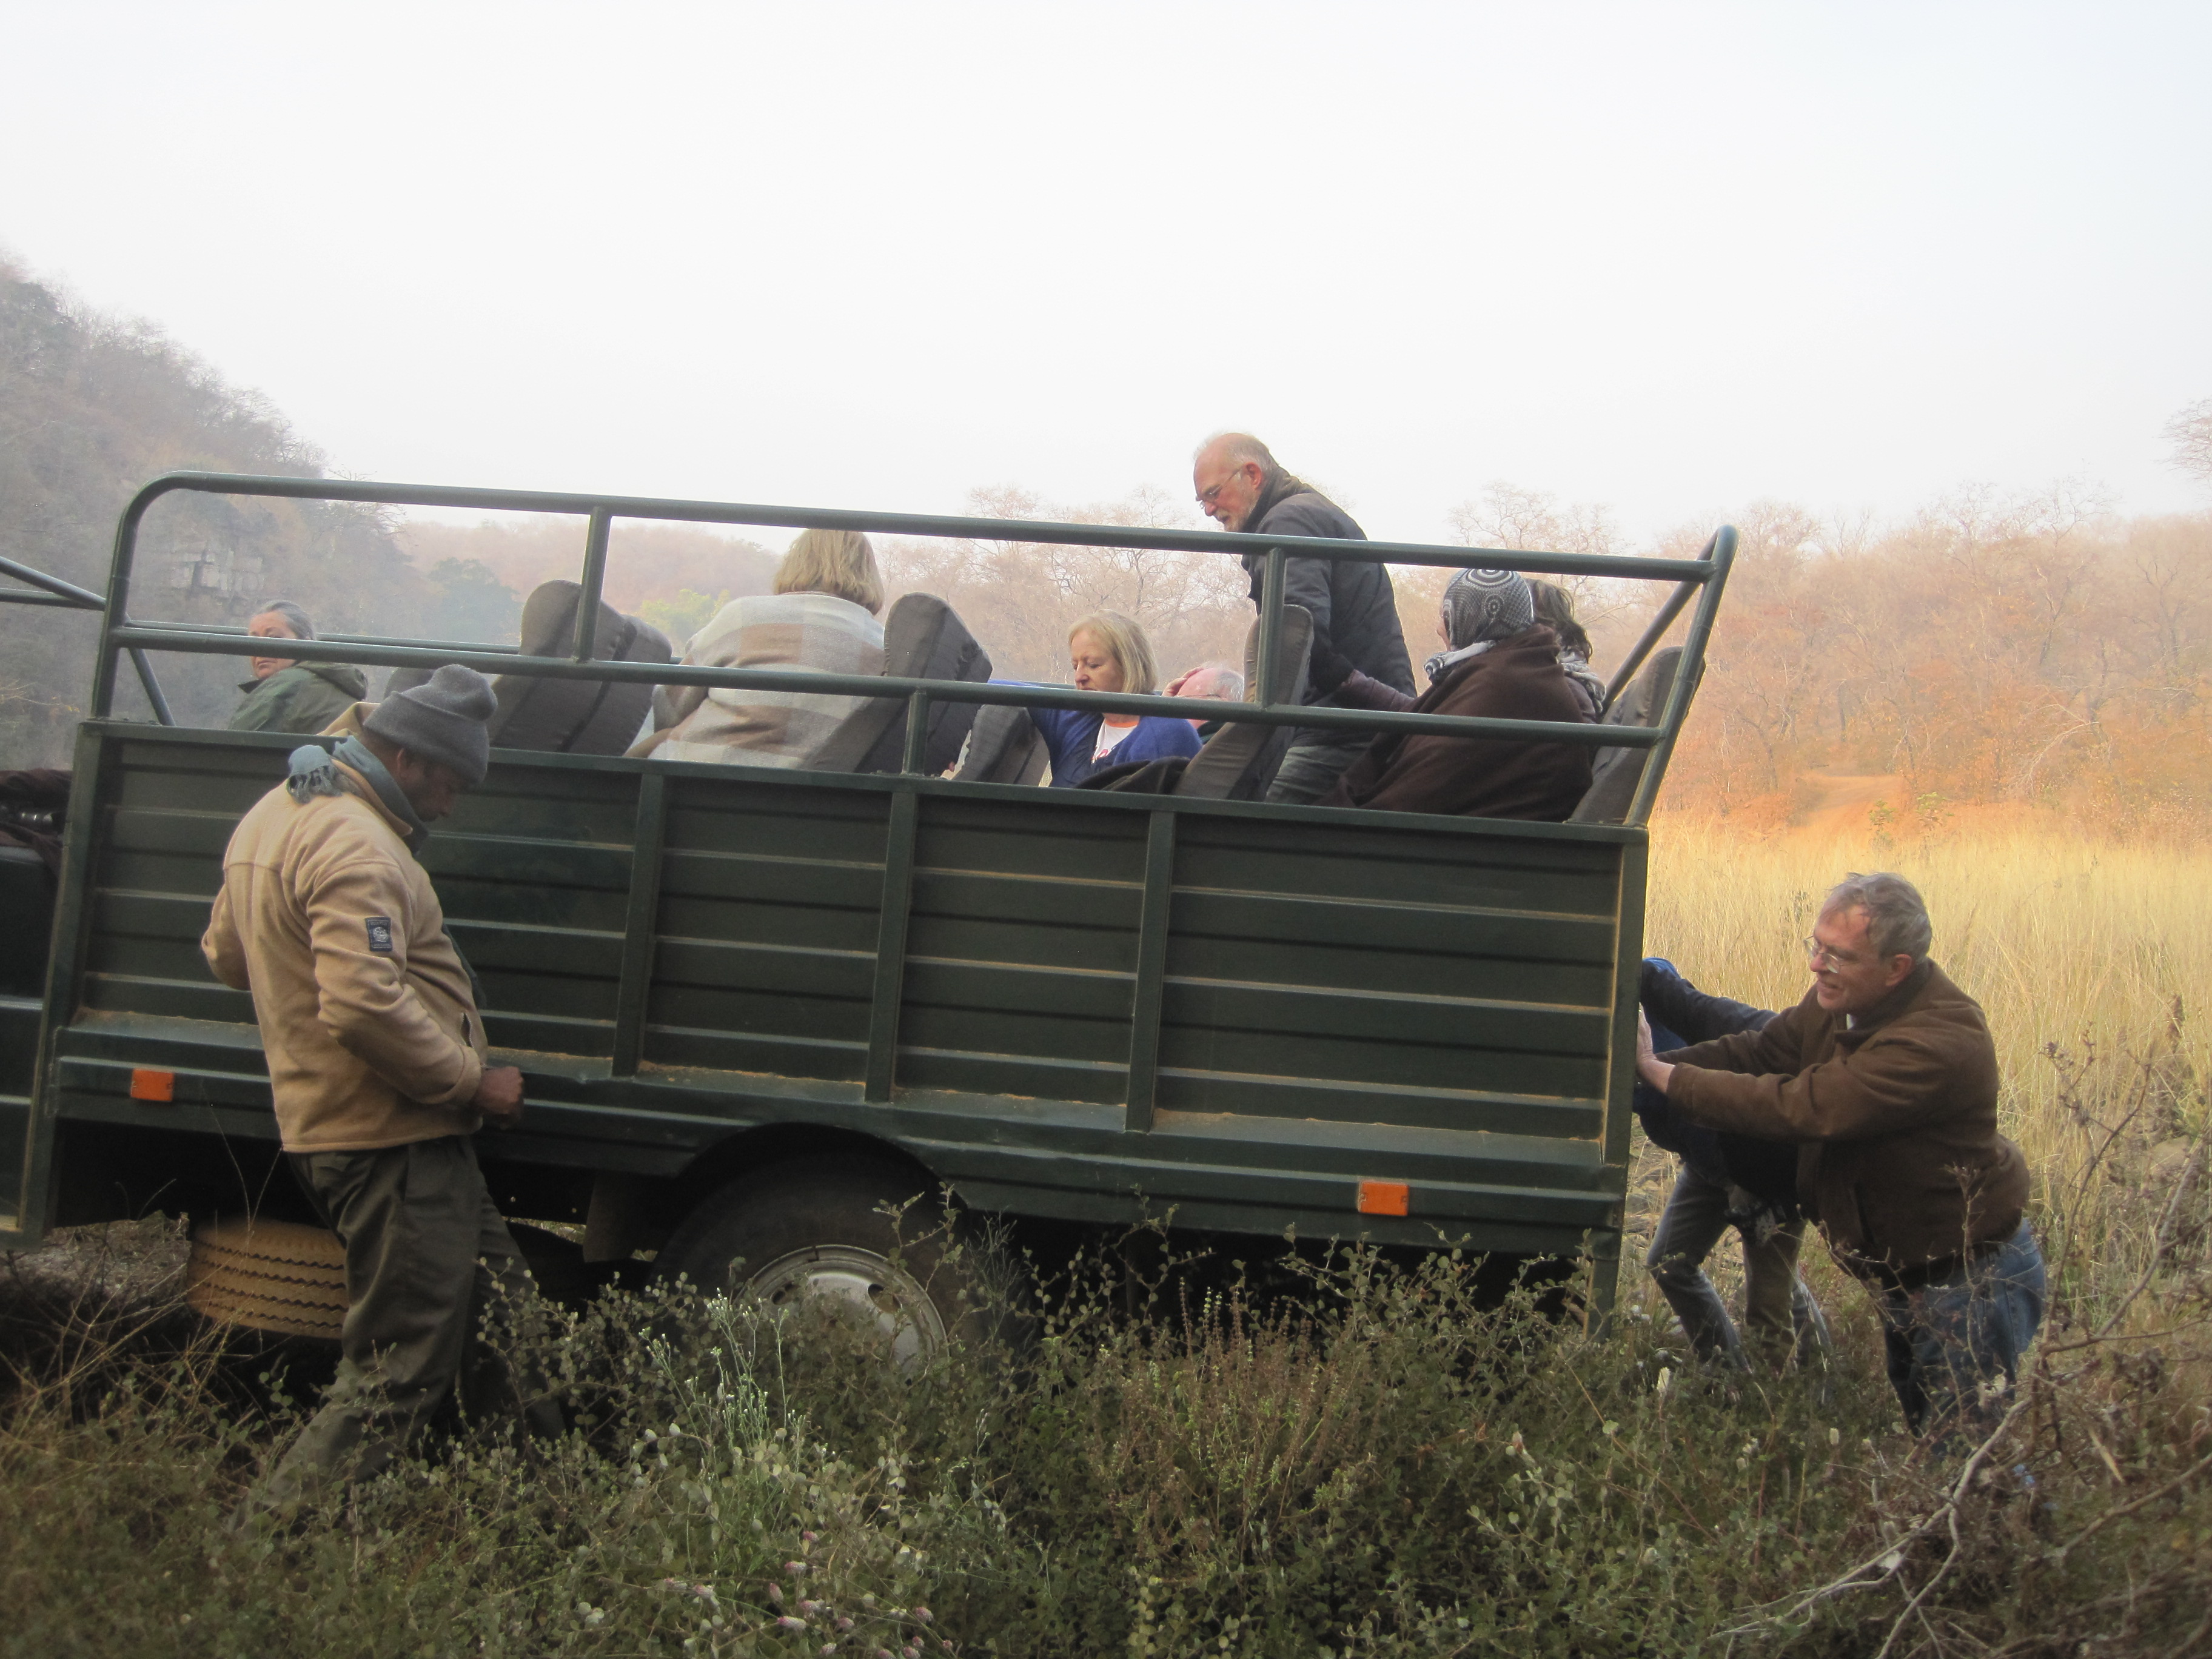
[1030,611,1203,787]
[641,529,886,766]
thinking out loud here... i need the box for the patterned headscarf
[1440,568,1534,651]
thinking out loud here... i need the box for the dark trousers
[1646,1161,1829,1367]
[264,1136,560,1506]
[1265,742,1362,805]
[1877,1219,2046,1439]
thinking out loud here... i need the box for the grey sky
[4,1,2207,547]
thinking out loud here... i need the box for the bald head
[1195,432,1279,472]
[1193,432,1282,531]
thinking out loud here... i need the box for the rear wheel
[655,1157,1007,1367]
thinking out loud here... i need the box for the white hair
[1823,871,1932,962]
[1193,432,1282,477]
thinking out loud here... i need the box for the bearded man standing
[1191,433,1415,803]
[205,665,561,1512]
[1636,873,2044,1439]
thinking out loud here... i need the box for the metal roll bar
[20,471,1734,825]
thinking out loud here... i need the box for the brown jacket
[1321,626,1594,820]
[201,705,486,1151]
[1664,960,2029,1276]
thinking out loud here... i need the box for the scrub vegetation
[4,825,2208,1657]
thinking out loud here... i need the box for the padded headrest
[806,592,992,774]
[1174,605,1314,801]
[1568,646,1688,824]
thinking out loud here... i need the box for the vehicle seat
[1569,646,1691,825]
[384,583,675,755]
[951,703,1049,785]
[805,593,992,775]
[1173,605,1314,800]
[490,582,675,754]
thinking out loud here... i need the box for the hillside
[0,261,422,765]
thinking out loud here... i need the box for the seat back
[1173,605,1314,800]
[806,593,992,775]
[383,583,675,754]
[489,582,674,755]
[952,703,1050,786]
[1568,646,1688,824]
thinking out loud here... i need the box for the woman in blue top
[1030,611,1204,788]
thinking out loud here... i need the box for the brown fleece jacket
[1663,960,2029,1276]
[1320,625,1594,820]
[201,705,486,1151]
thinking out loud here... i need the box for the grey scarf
[286,737,429,855]
[284,736,483,1005]
[1422,638,1495,683]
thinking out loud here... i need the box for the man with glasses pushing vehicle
[1635,872,2045,1441]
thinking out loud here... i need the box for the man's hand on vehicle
[473,1064,525,1128]
[1635,1008,1674,1094]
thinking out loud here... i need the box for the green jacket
[229,663,369,736]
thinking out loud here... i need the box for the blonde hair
[774,528,883,614]
[1068,610,1159,696]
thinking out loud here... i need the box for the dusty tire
[655,1157,1014,1368]
[186,1216,348,1341]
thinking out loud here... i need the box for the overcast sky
[4,2,2207,548]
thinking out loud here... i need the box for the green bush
[3,1192,2209,1657]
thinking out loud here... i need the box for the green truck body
[0,473,1733,1323]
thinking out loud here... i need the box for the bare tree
[2165,398,2212,487]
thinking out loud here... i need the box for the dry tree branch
[1728,1100,2212,1649]
[2051,1444,2212,1565]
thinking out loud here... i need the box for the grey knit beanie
[1441,568,1535,650]
[363,664,498,785]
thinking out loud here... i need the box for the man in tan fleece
[205,664,559,1510]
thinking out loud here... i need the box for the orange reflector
[129,1068,175,1103]
[1357,1180,1409,1217]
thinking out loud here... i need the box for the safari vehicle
[0,472,1733,1346]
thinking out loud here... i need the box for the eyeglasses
[1196,466,1250,509]
[1803,936,1868,971]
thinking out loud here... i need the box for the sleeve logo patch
[364,916,395,954]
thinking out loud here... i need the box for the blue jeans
[1878,1221,2046,1438]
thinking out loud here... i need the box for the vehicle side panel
[26,725,1641,1259]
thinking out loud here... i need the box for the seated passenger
[228,602,366,736]
[1030,611,1202,788]
[1312,569,1594,820]
[1164,661,1245,738]
[640,529,886,766]
[1527,577,1609,722]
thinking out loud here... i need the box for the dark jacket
[1318,626,1593,820]
[1241,475,1414,745]
[1664,960,2031,1276]
[1635,960,1798,1207]
[230,662,367,736]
